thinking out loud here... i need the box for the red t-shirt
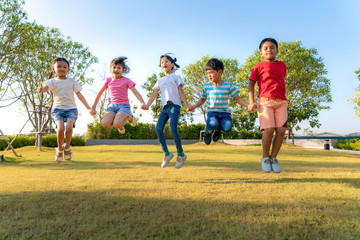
[249,61,287,100]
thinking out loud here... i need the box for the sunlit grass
[0,143,359,239]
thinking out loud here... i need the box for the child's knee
[207,118,219,130]
[222,121,232,132]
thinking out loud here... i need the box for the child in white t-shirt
[143,54,190,169]
[37,57,95,163]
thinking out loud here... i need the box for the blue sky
[1,0,359,135]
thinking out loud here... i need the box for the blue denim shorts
[52,108,78,127]
[106,103,131,116]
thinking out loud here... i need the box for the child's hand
[187,105,195,112]
[89,108,97,116]
[141,104,149,110]
[37,86,43,93]
[248,103,257,111]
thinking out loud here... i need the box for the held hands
[89,108,97,116]
[248,102,257,112]
[141,104,149,110]
[187,105,195,112]
[37,85,45,93]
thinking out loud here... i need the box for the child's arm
[37,85,49,93]
[178,84,190,109]
[144,89,160,110]
[234,95,249,108]
[91,87,106,112]
[129,86,147,110]
[76,91,95,115]
[248,80,257,111]
[188,97,206,112]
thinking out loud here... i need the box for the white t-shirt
[153,73,184,107]
[44,78,82,109]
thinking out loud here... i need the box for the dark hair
[159,54,180,69]
[49,57,70,79]
[259,38,278,50]
[110,56,130,73]
[205,58,224,72]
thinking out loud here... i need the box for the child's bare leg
[64,119,74,149]
[270,127,287,159]
[262,128,275,158]
[56,120,65,152]
[113,113,129,130]
[102,112,116,129]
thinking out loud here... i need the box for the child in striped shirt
[188,58,250,145]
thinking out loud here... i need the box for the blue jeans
[156,104,183,154]
[206,112,232,133]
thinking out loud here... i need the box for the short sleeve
[175,75,184,87]
[200,85,207,98]
[44,79,54,91]
[249,64,259,82]
[127,78,136,88]
[102,77,112,89]
[153,80,160,90]
[229,83,240,98]
[73,80,82,93]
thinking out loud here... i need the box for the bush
[336,138,360,151]
[0,135,36,151]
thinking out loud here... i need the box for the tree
[236,40,332,137]
[0,0,28,107]
[348,68,360,117]
[182,56,257,130]
[141,71,191,124]
[6,22,98,150]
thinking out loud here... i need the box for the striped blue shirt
[201,80,240,113]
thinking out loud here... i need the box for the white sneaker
[128,115,136,127]
[118,127,125,134]
[261,157,272,173]
[271,158,281,173]
[161,152,174,168]
[175,154,187,169]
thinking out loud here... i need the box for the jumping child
[92,57,146,134]
[143,54,190,168]
[37,57,95,162]
[248,38,288,173]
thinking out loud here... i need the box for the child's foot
[55,147,63,163]
[63,143,72,161]
[271,158,281,173]
[118,127,125,134]
[175,154,187,169]
[212,129,221,142]
[261,157,271,173]
[204,131,211,145]
[128,115,136,127]
[161,152,174,168]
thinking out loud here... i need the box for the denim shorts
[52,108,78,127]
[106,103,131,116]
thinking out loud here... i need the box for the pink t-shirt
[249,61,287,100]
[102,77,135,104]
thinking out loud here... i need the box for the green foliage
[336,138,360,151]
[0,135,35,150]
[347,68,360,117]
[236,40,332,132]
[182,56,257,130]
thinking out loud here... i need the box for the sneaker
[175,154,187,169]
[204,131,211,145]
[271,158,281,173]
[212,129,221,142]
[118,127,125,134]
[128,115,136,127]
[261,157,272,173]
[161,152,174,168]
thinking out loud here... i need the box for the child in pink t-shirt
[92,57,146,134]
[248,38,288,173]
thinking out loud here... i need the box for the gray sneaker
[175,154,187,169]
[261,157,272,173]
[271,158,281,173]
[161,152,174,168]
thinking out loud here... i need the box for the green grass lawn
[0,143,359,239]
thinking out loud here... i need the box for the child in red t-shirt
[248,38,287,173]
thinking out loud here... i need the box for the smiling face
[52,61,69,79]
[206,69,223,85]
[160,56,174,75]
[260,41,278,62]
[110,64,126,79]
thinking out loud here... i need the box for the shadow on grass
[0,190,359,239]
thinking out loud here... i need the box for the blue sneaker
[261,157,272,173]
[271,158,281,173]
[204,131,211,145]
